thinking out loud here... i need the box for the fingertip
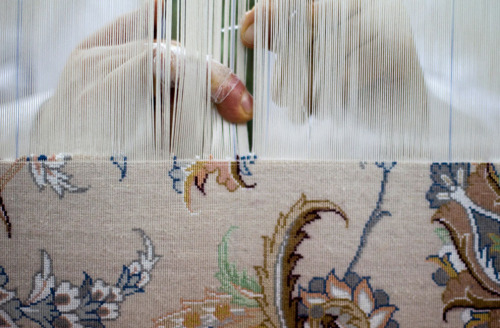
[215,82,253,124]
[241,8,255,49]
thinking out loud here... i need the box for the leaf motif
[215,227,261,307]
[427,254,459,279]
[254,194,348,328]
[435,227,452,245]
[184,161,247,212]
[28,155,88,198]
[490,233,500,254]
[27,252,54,304]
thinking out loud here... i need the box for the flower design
[1,154,89,238]
[27,154,89,198]
[0,229,159,327]
[157,165,400,327]
[54,282,81,312]
[426,163,469,209]
[168,155,256,212]
[0,271,21,328]
[298,271,398,328]
[153,289,262,328]
[427,163,500,326]
[154,227,263,328]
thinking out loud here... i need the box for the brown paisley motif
[254,194,348,328]
[467,164,500,214]
[442,271,500,318]
[433,164,500,297]
[429,163,500,327]
[490,310,500,328]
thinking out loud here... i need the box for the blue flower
[426,163,470,209]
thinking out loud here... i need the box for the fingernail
[241,91,253,114]
[242,24,254,45]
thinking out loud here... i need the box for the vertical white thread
[0,0,498,161]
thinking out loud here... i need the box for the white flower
[52,313,84,328]
[97,302,120,320]
[300,275,397,328]
[54,282,81,312]
[91,280,123,302]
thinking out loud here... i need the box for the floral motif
[252,163,398,328]
[153,289,262,328]
[0,229,159,327]
[157,164,400,327]
[427,163,500,327]
[168,155,256,213]
[1,154,89,238]
[27,154,88,198]
[253,195,349,328]
[215,227,262,308]
[153,227,263,328]
[426,163,470,209]
[298,271,398,328]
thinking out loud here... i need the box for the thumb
[210,59,253,124]
[154,42,253,124]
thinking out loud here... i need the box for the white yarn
[0,0,498,161]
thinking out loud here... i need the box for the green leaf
[435,227,452,245]
[489,233,500,253]
[215,226,261,307]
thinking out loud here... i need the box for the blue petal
[0,267,8,287]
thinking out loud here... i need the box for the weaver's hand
[37,0,252,129]
[31,2,253,155]
[239,0,423,109]
[152,42,253,124]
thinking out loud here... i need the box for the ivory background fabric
[1,158,485,327]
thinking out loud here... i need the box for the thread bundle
[0,0,499,161]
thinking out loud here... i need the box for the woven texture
[1,158,499,327]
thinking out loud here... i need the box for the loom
[0,1,499,327]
